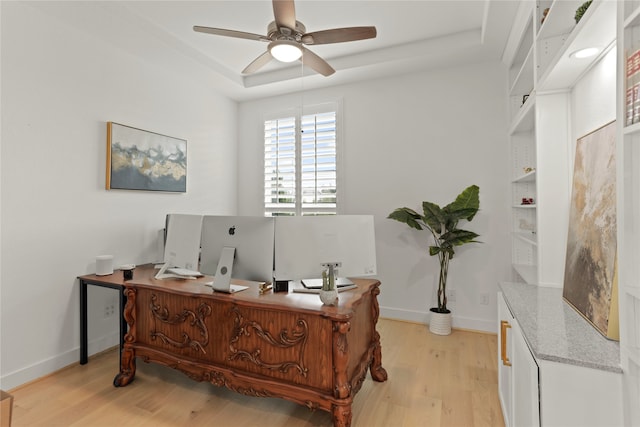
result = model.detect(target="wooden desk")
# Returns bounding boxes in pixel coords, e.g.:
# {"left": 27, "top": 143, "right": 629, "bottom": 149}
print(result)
{"left": 113, "top": 275, "right": 387, "bottom": 427}
{"left": 78, "top": 264, "right": 157, "bottom": 365}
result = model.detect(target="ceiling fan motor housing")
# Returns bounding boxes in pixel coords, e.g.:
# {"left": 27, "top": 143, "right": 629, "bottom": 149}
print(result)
{"left": 267, "top": 20, "right": 308, "bottom": 43}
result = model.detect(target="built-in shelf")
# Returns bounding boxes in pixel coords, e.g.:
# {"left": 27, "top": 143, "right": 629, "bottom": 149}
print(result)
{"left": 510, "top": 45, "right": 535, "bottom": 95}
{"left": 513, "top": 232, "right": 538, "bottom": 246}
{"left": 620, "top": 3, "right": 640, "bottom": 424}
{"left": 513, "top": 264, "right": 537, "bottom": 284}
{"left": 537, "top": 0, "right": 617, "bottom": 91}
{"left": 537, "top": 0, "right": 585, "bottom": 39}
{"left": 513, "top": 204, "right": 537, "bottom": 209}
{"left": 623, "top": 285, "right": 640, "bottom": 301}
{"left": 624, "top": 121, "right": 640, "bottom": 134}
{"left": 513, "top": 170, "right": 536, "bottom": 183}
{"left": 510, "top": 92, "right": 536, "bottom": 133}
{"left": 624, "top": 3, "right": 640, "bottom": 27}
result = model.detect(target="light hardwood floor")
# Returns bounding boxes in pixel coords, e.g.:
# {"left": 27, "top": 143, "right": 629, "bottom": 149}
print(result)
{"left": 9, "top": 319, "right": 504, "bottom": 427}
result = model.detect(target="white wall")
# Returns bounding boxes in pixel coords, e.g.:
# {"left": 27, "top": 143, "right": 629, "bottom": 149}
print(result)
{"left": 0, "top": 2, "right": 238, "bottom": 389}
{"left": 238, "top": 61, "right": 512, "bottom": 332}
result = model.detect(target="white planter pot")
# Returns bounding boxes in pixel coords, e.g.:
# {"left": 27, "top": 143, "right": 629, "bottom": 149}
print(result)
{"left": 429, "top": 309, "right": 452, "bottom": 335}
{"left": 319, "top": 289, "right": 339, "bottom": 306}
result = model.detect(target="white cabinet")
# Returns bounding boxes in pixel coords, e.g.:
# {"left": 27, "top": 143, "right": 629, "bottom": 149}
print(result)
{"left": 506, "top": 0, "right": 616, "bottom": 286}
{"left": 498, "top": 294, "right": 514, "bottom": 427}
{"left": 511, "top": 324, "right": 540, "bottom": 427}
{"left": 498, "top": 292, "right": 540, "bottom": 427}
{"left": 499, "top": 287, "right": 623, "bottom": 427}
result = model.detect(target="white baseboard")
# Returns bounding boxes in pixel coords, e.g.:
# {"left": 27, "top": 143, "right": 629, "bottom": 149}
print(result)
{"left": 380, "top": 306, "right": 496, "bottom": 334}
{"left": 1, "top": 332, "right": 119, "bottom": 391}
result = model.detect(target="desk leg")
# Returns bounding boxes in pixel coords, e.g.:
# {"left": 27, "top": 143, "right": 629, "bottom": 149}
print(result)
{"left": 79, "top": 279, "right": 88, "bottom": 365}
{"left": 113, "top": 346, "right": 136, "bottom": 387}
{"left": 118, "top": 290, "right": 127, "bottom": 369}
{"left": 332, "top": 404, "right": 352, "bottom": 427}
{"left": 369, "top": 285, "right": 388, "bottom": 382}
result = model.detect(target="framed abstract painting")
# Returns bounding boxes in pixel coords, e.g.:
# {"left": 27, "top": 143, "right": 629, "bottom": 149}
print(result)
{"left": 106, "top": 122, "right": 187, "bottom": 192}
{"left": 563, "top": 120, "right": 619, "bottom": 340}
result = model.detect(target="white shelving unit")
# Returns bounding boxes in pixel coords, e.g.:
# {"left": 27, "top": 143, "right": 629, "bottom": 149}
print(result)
{"left": 618, "top": 2, "right": 640, "bottom": 424}
{"left": 507, "top": 4, "right": 537, "bottom": 283}
{"left": 506, "top": 0, "right": 615, "bottom": 286}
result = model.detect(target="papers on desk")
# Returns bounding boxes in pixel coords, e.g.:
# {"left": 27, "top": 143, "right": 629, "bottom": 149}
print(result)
{"left": 167, "top": 267, "right": 203, "bottom": 277}
{"left": 290, "top": 280, "right": 357, "bottom": 294}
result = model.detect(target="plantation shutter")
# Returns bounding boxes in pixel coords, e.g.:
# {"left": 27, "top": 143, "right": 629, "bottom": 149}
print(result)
{"left": 264, "top": 117, "right": 296, "bottom": 215}
{"left": 300, "top": 111, "right": 337, "bottom": 214}
{"left": 264, "top": 107, "right": 338, "bottom": 216}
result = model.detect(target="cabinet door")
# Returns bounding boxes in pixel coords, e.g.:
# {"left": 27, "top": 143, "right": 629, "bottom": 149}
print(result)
{"left": 498, "top": 293, "right": 514, "bottom": 427}
{"left": 511, "top": 323, "right": 540, "bottom": 427}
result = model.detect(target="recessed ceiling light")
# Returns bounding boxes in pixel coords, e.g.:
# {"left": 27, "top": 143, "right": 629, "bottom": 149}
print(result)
{"left": 570, "top": 47, "right": 600, "bottom": 59}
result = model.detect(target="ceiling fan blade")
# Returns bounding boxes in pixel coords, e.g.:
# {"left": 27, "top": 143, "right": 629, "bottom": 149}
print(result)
{"left": 242, "top": 51, "right": 273, "bottom": 74}
{"left": 272, "top": 0, "right": 296, "bottom": 30}
{"left": 302, "top": 26, "right": 377, "bottom": 45}
{"left": 193, "top": 26, "right": 268, "bottom": 42}
{"left": 300, "top": 47, "right": 335, "bottom": 77}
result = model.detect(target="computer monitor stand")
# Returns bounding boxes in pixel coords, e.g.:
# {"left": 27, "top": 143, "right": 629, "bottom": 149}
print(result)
{"left": 211, "top": 246, "right": 247, "bottom": 293}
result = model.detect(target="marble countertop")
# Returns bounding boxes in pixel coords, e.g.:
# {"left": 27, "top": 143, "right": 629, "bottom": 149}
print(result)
{"left": 499, "top": 282, "right": 622, "bottom": 373}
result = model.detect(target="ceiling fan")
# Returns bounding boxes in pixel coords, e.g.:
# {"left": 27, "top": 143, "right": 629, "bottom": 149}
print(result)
{"left": 193, "top": 0, "right": 377, "bottom": 77}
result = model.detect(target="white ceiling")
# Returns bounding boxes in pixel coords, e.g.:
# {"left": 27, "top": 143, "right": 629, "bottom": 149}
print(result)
{"left": 32, "top": 1, "right": 521, "bottom": 101}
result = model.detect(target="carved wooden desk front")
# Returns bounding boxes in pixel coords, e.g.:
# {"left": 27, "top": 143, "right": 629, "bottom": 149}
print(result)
{"left": 113, "top": 275, "right": 387, "bottom": 427}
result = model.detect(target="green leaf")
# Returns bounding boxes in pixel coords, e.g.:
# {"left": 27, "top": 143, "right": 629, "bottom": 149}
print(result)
{"left": 440, "top": 229, "right": 480, "bottom": 247}
{"left": 422, "top": 201, "right": 444, "bottom": 233}
{"left": 429, "top": 246, "right": 441, "bottom": 256}
{"left": 387, "top": 208, "right": 423, "bottom": 230}
{"left": 445, "top": 185, "right": 479, "bottom": 221}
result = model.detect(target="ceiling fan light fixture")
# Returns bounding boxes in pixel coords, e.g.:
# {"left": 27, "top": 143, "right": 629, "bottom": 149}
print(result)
{"left": 269, "top": 40, "right": 302, "bottom": 62}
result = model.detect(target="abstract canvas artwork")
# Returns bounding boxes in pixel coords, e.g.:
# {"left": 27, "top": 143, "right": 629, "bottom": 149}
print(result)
{"left": 563, "top": 120, "right": 619, "bottom": 340}
{"left": 106, "top": 122, "right": 187, "bottom": 192}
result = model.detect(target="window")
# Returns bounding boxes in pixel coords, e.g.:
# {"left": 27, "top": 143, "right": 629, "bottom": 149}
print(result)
{"left": 264, "top": 105, "right": 338, "bottom": 216}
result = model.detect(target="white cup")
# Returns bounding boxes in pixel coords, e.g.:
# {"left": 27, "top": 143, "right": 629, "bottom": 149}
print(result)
{"left": 96, "top": 255, "right": 114, "bottom": 276}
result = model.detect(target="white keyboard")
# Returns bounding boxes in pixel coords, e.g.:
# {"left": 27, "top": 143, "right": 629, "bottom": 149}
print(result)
{"left": 167, "top": 267, "right": 203, "bottom": 277}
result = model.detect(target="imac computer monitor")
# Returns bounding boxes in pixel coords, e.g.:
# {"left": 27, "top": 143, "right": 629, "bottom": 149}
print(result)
{"left": 274, "top": 215, "right": 377, "bottom": 282}
{"left": 200, "top": 216, "right": 275, "bottom": 283}
{"left": 163, "top": 213, "right": 203, "bottom": 271}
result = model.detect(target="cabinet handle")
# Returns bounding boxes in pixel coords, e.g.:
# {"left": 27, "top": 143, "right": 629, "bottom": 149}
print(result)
{"left": 501, "top": 320, "right": 512, "bottom": 367}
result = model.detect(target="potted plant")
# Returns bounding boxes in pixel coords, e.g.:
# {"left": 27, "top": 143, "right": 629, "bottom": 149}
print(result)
{"left": 575, "top": 0, "right": 592, "bottom": 23}
{"left": 387, "top": 185, "right": 480, "bottom": 335}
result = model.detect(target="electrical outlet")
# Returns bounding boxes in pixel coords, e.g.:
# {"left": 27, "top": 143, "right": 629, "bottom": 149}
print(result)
{"left": 480, "top": 293, "right": 490, "bottom": 305}
{"left": 104, "top": 304, "right": 115, "bottom": 318}
{"left": 448, "top": 289, "right": 456, "bottom": 302}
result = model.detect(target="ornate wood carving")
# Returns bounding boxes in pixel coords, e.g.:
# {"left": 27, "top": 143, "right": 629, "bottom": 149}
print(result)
{"left": 114, "top": 288, "right": 139, "bottom": 386}
{"left": 332, "top": 403, "right": 353, "bottom": 427}
{"left": 114, "top": 275, "right": 388, "bottom": 427}
{"left": 149, "top": 293, "right": 212, "bottom": 354}
{"left": 122, "top": 288, "right": 137, "bottom": 344}
{"left": 333, "top": 321, "right": 351, "bottom": 399}
{"left": 192, "top": 364, "right": 278, "bottom": 397}
{"left": 229, "top": 307, "right": 309, "bottom": 377}
{"left": 113, "top": 347, "right": 136, "bottom": 387}
{"left": 369, "top": 285, "right": 388, "bottom": 382}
